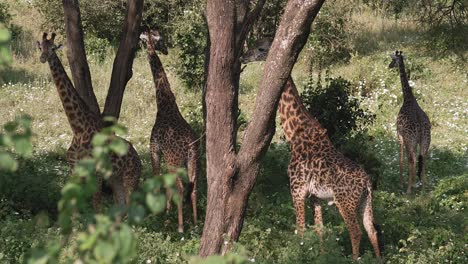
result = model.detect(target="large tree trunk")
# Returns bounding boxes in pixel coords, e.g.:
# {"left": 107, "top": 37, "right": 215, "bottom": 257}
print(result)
{"left": 200, "top": 0, "right": 325, "bottom": 256}
{"left": 102, "top": 0, "right": 144, "bottom": 119}
{"left": 62, "top": 0, "right": 100, "bottom": 114}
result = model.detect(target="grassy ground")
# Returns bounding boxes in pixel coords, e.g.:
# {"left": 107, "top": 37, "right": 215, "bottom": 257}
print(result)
{"left": 0, "top": 1, "right": 467, "bottom": 263}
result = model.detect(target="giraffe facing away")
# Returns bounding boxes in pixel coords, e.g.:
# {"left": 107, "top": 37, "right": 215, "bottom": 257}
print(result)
{"left": 389, "top": 51, "right": 431, "bottom": 194}
{"left": 37, "top": 33, "right": 141, "bottom": 209}
{"left": 140, "top": 29, "right": 199, "bottom": 233}
{"left": 241, "top": 39, "right": 382, "bottom": 260}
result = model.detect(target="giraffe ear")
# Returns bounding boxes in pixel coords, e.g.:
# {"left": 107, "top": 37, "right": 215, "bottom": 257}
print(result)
{"left": 54, "top": 44, "right": 63, "bottom": 51}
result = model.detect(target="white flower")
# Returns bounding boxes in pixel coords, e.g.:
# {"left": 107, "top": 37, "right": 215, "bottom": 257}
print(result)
{"left": 408, "top": 80, "right": 416, "bottom": 87}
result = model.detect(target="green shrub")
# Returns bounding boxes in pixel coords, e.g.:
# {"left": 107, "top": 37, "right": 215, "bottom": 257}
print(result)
{"left": 84, "top": 34, "right": 111, "bottom": 63}
{"left": 0, "top": 2, "right": 12, "bottom": 25}
{"left": 171, "top": 6, "right": 207, "bottom": 91}
{"left": 433, "top": 174, "right": 467, "bottom": 211}
{"left": 305, "top": 1, "right": 354, "bottom": 68}
{"left": 301, "top": 73, "right": 375, "bottom": 143}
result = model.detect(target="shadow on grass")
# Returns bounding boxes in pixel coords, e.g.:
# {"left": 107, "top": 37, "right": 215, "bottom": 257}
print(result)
{"left": 0, "top": 151, "right": 68, "bottom": 218}
{"left": 0, "top": 66, "right": 41, "bottom": 85}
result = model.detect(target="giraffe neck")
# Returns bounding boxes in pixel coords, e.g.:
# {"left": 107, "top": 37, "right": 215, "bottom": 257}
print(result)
{"left": 146, "top": 49, "right": 179, "bottom": 114}
{"left": 278, "top": 76, "right": 327, "bottom": 144}
{"left": 47, "top": 52, "right": 99, "bottom": 135}
{"left": 398, "top": 59, "right": 415, "bottom": 103}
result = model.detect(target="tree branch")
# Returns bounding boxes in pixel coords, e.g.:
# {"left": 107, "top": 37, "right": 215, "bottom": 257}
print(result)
{"left": 235, "top": 0, "right": 266, "bottom": 53}
{"left": 237, "top": 0, "right": 326, "bottom": 183}
{"left": 62, "top": 0, "right": 100, "bottom": 115}
{"left": 102, "top": 0, "right": 144, "bottom": 120}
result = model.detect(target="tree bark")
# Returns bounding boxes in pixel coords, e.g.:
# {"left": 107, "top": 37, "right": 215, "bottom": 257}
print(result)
{"left": 200, "top": 0, "right": 326, "bottom": 256}
{"left": 102, "top": 0, "right": 144, "bottom": 120}
{"left": 62, "top": 0, "right": 100, "bottom": 114}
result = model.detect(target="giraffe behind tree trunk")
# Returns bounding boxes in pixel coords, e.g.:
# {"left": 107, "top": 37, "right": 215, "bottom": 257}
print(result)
{"left": 37, "top": 32, "right": 141, "bottom": 210}
{"left": 141, "top": 29, "right": 199, "bottom": 233}
{"left": 240, "top": 39, "right": 382, "bottom": 261}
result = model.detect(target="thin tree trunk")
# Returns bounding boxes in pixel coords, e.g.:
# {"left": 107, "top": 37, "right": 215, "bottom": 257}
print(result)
{"left": 200, "top": 0, "right": 326, "bottom": 256}
{"left": 62, "top": 0, "right": 100, "bottom": 114}
{"left": 102, "top": 0, "right": 144, "bottom": 120}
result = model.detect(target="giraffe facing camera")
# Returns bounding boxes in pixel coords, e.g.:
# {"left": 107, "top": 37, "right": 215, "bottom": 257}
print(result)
{"left": 36, "top": 32, "right": 63, "bottom": 63}
{"left": 37, "top": 32, "right": 141, "bottom": 210}
{"left": 139, "top": 28, "right": 168, "bottom": 55}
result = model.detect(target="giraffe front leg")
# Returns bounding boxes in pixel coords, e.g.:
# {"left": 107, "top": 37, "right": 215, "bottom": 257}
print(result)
{"left": 92, "top": 176, "right": 103, "bottom": 212}
{"left": 310, "top": 197, "right": 323, "bottom": 240}
{"left": 150, "top": 142, "right": 162, "bottom": 177}
{"left": 291, "top": 186, "right": 307, "bottom": 237}
{"left": 176, "top": 176, "right": 184, "bottom": 233}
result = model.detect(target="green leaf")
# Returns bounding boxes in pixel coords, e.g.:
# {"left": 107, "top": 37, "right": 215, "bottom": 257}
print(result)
{"left": 91, "top": 133, "right": 108, "bottom": 147}
{"left": 111, "top": 124, "right": 127, "bottom": 136}
{"left": 79, "top": 230, "right": 99, "bottom": 251}
{"left": 109, "top": 139, "right": 128, "bottom": 156}
{"left": 0, "top": 152, "right": 17, "bottom": 171}
{"left": 13, "top": 137, "right": 32, "bottom": 156}
{"left": 163, "top": 173, "right": 178, "bottom": 187}
{"left": 146, "top": 193, "right": 166, "bottom": 214}
{"left": 93, "top": 241, "right": 116, "bottom": 263}
{"left": 116, "top": 224, "right": 136, "bottom": 260}
{"left": 128, "top": 205, "right": 145, "bottom": 224}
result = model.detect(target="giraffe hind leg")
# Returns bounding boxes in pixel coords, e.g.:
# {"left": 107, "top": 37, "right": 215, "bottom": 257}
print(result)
{"left": 336, "top": 200, "right": 362, "bottom": 261}
{"left": 405, "top": 142, "right": 417, "bottom": 194}
{"left": 398, "top": 135, "right": 405, "bottom": 191}
{"left": 361, "top": 190, "right": 382, "bottom": 258}
{"left": 187, "top": 149, "right": 198, "bottom": 225}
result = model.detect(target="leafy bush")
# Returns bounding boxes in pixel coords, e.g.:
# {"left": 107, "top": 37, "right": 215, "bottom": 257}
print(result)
{"left": 0, "top": 2, "right": 12, "bottom": 25}
{"left": 0, "top": 115, "right": 32, "bottom": 171}
{"left": 84, "top": 34, "right": 111, "bottom": 63}
{"left": 34, "top": 0, "right": 126, "bottom": 44}
{"left": 305, "top": 1, "right": 354, "bottom": 68}
{"left": 301, "top": 73, "right": 375, "bottom": 143}
{"left": 171, "top": 6, "right": 207, "bottom": 91}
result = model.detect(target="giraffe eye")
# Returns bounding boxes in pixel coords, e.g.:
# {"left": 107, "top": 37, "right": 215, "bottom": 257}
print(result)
{"left": 259, "top": 48, "right": 265, "bottom": 52}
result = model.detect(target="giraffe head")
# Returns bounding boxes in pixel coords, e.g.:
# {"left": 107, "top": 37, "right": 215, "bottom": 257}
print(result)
{"left": 140, "top": 29, "right": 168, "bottom": 55}
{"left": 389, "top": 50, "right": 404, "bottom": 69}
{"left": 36, "top": 32, "right": 63, "bottom": 63}
{"left": 240, "top": 38, "right": 272, "bottom": 64}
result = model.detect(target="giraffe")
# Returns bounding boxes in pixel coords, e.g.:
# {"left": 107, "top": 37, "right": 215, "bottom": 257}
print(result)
{"left": 37, "top": 32, "right": 141, "bottom": 209}
{"left": 240, "top": 39, "right": 382, "bottom": 260}
{"left": 140, "top": 29, "right": 199, "bottom": 233}
{"left": 389, "top": 50, "right": 431, "bottom": 194}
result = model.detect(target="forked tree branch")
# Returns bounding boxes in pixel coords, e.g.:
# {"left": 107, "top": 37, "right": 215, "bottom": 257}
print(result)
{"left": 102, "top": 0, "right": 144, "bottom": 120}
{"left": 62, "top": 0, "right": 100, "bottom": 114}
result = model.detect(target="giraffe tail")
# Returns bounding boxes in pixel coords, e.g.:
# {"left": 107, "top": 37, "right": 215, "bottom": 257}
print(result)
{"left": 374, "top": 222, "right": 385, "bottom": 254}
{"left": 417, "top": 154, "right": 423, "bottom": 181}
{"left": 185, "top": 182, "right": 194, "bottom": 204}
{"left": 365, "top": 183, "right": 384, "bottom": 256}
